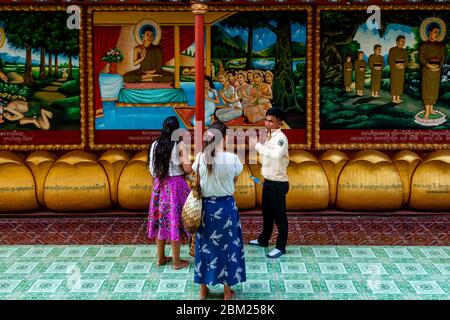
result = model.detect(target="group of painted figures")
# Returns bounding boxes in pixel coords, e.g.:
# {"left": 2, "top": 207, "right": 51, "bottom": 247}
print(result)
{"left": 0, "top": 69, "right": 53, "bottom": 130}
{"left": 192, "top": 69, "right": 274, "bottom": 126}
{"left": 343, "top": 24, "right": 446, "bottom": 121}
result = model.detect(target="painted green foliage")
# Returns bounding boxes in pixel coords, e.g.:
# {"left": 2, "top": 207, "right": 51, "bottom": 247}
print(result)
{"left": 212, "top": 11, "right": 308, "bottom": 128}
{"left": 0, "top": 11, "right": 80, "bottom": 130}
{"left": 320, "top": 11, "right": 450, "bottom": 130}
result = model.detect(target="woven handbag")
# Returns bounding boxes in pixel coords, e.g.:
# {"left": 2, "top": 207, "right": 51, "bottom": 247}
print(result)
{"left": 182, "top": 163, "right": 202, "bottom": 234}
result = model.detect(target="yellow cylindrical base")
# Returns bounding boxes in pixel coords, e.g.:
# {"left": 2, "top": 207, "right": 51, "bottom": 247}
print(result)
{"left": 118, "top": 151, "right": 153, "bottom": 211}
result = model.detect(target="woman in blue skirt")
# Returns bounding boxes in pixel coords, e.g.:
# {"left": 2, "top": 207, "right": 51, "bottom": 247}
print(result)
{"left": 193, "top": 121, "right": 246, "bottom": 300}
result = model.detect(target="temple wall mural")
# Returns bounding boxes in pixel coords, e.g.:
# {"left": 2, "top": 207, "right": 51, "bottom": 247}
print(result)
{"left": 210, "top": 11, "right": 308, "bottom": 130}
{"left": 316, "top": 6, "right": 450, "bottom": 149}
{"left": 88, "top": 6, "right": 311, "bottom": 149}
{"left": 0, "top": 7, "right": 84, "bottom": 150}
{"left": 0, "top": 2, "right": 449, "bottom": 213}
{"left": 0, "top": 1, "right": 450, "bottom": 305}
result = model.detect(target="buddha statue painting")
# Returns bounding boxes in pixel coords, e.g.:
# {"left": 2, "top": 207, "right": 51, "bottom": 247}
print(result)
{"left": 123, "top": 22, "right": 174, "bottom": 85}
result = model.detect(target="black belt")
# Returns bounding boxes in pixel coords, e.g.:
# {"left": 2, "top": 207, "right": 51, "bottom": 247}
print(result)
{"left": 265, "top": 179, "right": 288, "bottom": 184}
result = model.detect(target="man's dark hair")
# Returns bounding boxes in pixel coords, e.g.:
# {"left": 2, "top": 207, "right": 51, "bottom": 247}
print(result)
{"left": 374, "top": 44, "right": 381, "bottom": 50}
{"left": 396, "top": 35, "right": 405, "bottom": 42}
{"left": 266, "top": 107, "right": 284, "bottom": 121}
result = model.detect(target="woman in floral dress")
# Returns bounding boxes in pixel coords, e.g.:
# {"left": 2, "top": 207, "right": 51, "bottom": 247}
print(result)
{"left": 147, "top": 116, "right": 192, "bottom": 270}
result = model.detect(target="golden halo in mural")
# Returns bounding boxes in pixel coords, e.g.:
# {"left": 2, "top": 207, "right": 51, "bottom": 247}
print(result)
{"left": 134, "top": 19, "right": 161, "bottom": 46}
{"left": 0, "top": 28, "right": 5, "bottom": 49}
{"left": 420, "top": 17, "right": 446, "bottom": 42}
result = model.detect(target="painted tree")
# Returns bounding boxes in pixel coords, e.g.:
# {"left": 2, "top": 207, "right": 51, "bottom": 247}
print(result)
{"left": 39, "top": 13, "right": 70, "bottom": 79}
{"left": 320, "top": 11, "right": 367, "bottom": 87}
{"left": 268, "top": 14, "right": 304, "bottom": 113}
{"left": 217, "top": 12, "right": 266, "bottom": 70}
{"left": 0, "top": 12, "right": 39, "bottom": 86}
{"left": 258, "top": 12, "right": 308, "bottom": 113}
{"left": 34, "top": 13, "right": 52, "bottom": 80}
{"left": 63, "top": 27, "right": 79, "bottom": 80}
{"left": 320, "top": 11, "right": 450, "bottom": 86}
{"left": 36, "top": 12, "right": 69, "bottom": 81}
{"left": 218, "top": 12, "right": 308, "bottom": 113}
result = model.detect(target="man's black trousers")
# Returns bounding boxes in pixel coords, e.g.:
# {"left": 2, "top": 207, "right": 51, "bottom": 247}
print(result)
{"left": 258, "top": 179, "right": 289, "bottom": 253}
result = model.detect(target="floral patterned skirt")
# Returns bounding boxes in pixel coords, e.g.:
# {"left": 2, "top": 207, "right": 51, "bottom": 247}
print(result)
{"left": 194, "top": 196, "right": 247, "bottom": 286}
{"left": 147, "top": 175, "right": 190, "bottom": 241}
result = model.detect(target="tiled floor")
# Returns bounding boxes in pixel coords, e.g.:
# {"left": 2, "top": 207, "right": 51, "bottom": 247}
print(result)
{"left": 0, "top": 245, "right": 448, "bottom": 300}
{"left": 0, "top": 216, "right": 448, "bottom": 246}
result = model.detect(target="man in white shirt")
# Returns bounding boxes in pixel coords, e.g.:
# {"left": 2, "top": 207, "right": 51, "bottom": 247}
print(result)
{"left": 249, "top": 108, "right": 289, "bottom": 258}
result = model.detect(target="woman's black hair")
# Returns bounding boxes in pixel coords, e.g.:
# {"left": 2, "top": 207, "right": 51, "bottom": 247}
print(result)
{"left": 203, "top": 121, "right": 228, "bottom": 175}
{"left": 148, "top": 116, "right": 180, "bottom": 179}
{"left": 205, "top": 75, "right": 215, "bottom": 90}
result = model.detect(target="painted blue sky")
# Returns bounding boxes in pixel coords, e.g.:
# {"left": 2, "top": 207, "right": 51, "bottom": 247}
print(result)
{"left": 353, "top": 23, "right": 416, "bottom": 58}
{"left": 218, "top": 22, "right": 307, "bottom": 52}
{"left": 0, "top": 38, "right": 79, "bottom": 66}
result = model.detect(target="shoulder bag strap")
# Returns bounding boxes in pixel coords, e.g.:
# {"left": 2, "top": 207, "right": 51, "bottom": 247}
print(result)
{"left": 196, "top": 153, "right": 202, "bottom": 197}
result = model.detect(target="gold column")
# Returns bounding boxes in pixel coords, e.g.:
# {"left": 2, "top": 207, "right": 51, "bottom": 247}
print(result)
{"left": 206, "top": 24, "right": 211, "bottom": 77}
{"left": 174, "top": 25, "right": 180, "bottom": 88}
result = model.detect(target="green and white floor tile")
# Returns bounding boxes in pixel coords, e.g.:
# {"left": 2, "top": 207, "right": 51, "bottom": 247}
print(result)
{"left": 0, "top": 245, "right": 448, "bottom": 300}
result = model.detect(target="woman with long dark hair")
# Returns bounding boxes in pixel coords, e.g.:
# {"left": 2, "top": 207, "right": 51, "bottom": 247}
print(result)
{"left": 193, "top": 121, "right": 246, "bottom": 300}
{"left": 147, "top": 116, "right": 192, "bottom": 270}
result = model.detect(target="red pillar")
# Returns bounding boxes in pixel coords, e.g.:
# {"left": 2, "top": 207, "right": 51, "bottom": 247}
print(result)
{"left": 192, "top": 3, "right": 207, "bottom": 155}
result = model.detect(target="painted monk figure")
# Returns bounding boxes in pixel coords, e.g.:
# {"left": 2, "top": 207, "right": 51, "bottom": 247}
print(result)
{"left": 418, "top": 24, "right": 446, "bottom": 120}
{"left": 354, "top": 51, "right": 366, "bottom": 96}
{"left": 388, "top": 35, "right": 409, "bottom": 104}
{"left": 368, "top": 44, "right": 384, "bottom": 98}
{"left": 343, "top": 55, "right": 353, "bottom": 92}
{"left": 123, "top": 26, "right": 174, "bottom": 84}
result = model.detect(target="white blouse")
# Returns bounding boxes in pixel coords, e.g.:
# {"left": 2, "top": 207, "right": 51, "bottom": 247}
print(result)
{"left": 192, "top": 151, "right": 243, "bottom": 198}
{"left": 148, "top": 141, "right": 185, "bottom": 177}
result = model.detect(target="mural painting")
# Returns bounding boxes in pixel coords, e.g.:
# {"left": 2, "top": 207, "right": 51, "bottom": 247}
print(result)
{"left": 317, "top": 7, "right": 450, "bottom": 148}
{"left": 0, "top": 8, "right": 83, "bottom": 149}
{"left": 89, "top": 7, "right": 311, "bottom": 149}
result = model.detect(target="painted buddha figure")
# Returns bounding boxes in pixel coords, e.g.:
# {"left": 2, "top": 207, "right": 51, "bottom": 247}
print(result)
{"left": 123, "top": 26, "right": 174, "bottom": 85}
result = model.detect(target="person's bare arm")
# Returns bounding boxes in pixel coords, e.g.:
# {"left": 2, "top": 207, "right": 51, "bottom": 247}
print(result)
{"left": 207, "top": 90, "right": 220, "bottom": 104}
{"left": 133, "top": 46, "right": 146, "bottom": 66}
{"left": 220, "top": 88, "right": 235, "bottom": 104}
{"left": 179, "top": 142, "right": 193, "bottom": 174}
{"left": 3, "top": 111, "right": 23, "bottom": 121}
{"left": 260, "top": 84, "right": 273, "bottom": 100}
